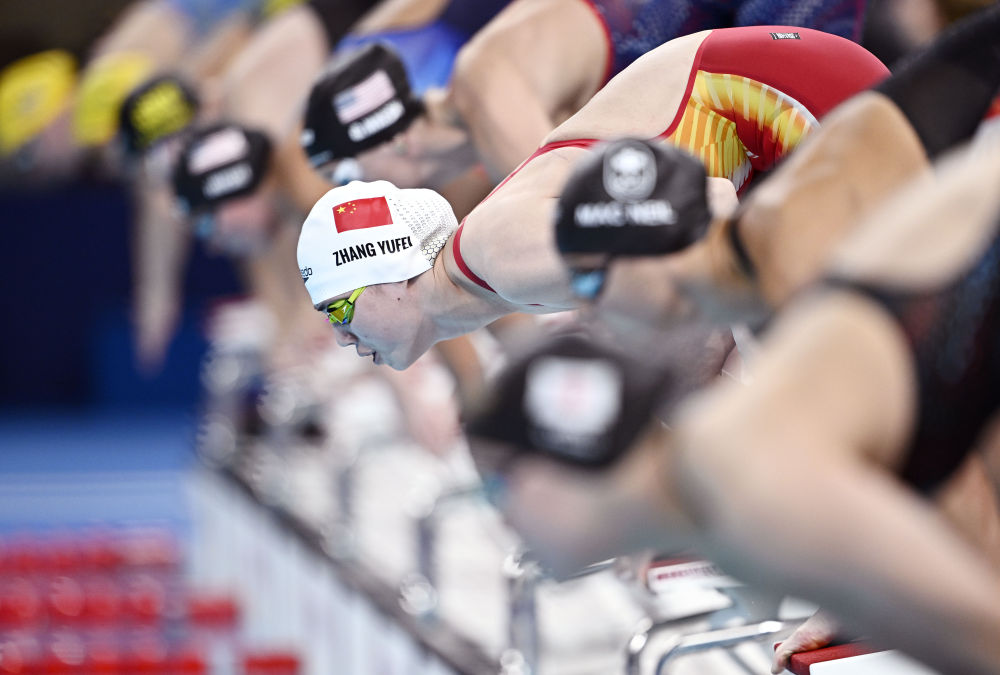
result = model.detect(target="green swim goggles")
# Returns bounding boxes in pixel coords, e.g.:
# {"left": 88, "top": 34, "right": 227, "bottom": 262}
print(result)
{"left": 325, "top": 286, "right": 366, "bottom": 325}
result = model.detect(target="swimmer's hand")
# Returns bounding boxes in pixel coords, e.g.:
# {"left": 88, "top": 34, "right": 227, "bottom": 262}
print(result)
{"left": 706, "top": 176, "right": 738, "bottom": 220}
{"left": 383, "top": 358, "right": 462, "bottom": 458}
{"left": 134, "top": 284, "right": 180, "bottom": 376}
{"left": 771, "top": 609, "right": 840, "bottom": 673}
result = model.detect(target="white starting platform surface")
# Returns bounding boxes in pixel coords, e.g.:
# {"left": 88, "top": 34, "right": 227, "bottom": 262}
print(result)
{"left": 784, "top": 643, "right": 940, "bottom": 675}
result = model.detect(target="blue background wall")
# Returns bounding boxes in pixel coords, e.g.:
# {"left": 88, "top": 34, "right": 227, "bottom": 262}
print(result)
{"left": 0, "top": 179, "right": 241, "bottom": 410}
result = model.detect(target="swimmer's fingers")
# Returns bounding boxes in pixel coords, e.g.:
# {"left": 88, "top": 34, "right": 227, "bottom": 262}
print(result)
{"left": 706, "top": 176, "right": 738, "bottom": 220}
{"left": 134, "top": 290, "right": 180, "bottom": 376}
{"left": 771, "top": 609, "right": 841, "bottom": 673}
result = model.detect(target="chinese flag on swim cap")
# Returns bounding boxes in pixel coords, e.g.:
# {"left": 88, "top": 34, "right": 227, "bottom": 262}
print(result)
{"left": 332, "top": 196, "right": 393, "bottom": 233}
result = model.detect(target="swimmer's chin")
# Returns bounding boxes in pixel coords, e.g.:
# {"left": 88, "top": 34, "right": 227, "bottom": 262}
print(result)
{"left": 355, "top": 349, "right": 405, "bottom": 370}
{"left": 382, "top": 349, "right": 425, "bottom": 371}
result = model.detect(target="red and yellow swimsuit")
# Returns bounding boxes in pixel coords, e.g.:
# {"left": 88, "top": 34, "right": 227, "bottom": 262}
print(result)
{"left": 453, "top": 26, "right": 889, "bottom": 293}
{"left": 662, "top": 25, "right": 888, "bottom": 191}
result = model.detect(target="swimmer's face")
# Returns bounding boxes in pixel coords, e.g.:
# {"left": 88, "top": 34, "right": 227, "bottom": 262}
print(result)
{"left": 354, "top": 130, "right": 426, "bottom": 188}
{"left": 317, "top": 281, "right": 432, "bottom": 370}
{"left": 354, "top": 105, "right": 472, "bottom": 190}
{"left": 202, "top": 173, "right": 282, "bottom": 256}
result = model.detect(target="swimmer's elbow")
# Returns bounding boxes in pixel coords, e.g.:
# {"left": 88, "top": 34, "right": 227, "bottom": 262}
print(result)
{"left": 451, "top": 47, "right": 492, "bottom": 119}
{"left": 451, "top": 39, "right": 519, "bottom": 123}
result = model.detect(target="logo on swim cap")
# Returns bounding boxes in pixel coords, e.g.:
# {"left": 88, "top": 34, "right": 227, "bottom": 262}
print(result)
{"left": 172, "top": 123, "right": 273, "bottom": 214}
{"left": 555, "top": 138, "right": 710, "bottom": 257}
{"left": 603, "top": 143, "right": 656, "bottom": 202}
{"left": 464, "top": 332, "right": 677, "bottom": 469}
{"left": 332, "top": 196, "right": 393, "bottom": 232}
{"left": 203, "top": 163, "right": 252, "bottom": 199}
{"left": 120, "top": 75, "right": 198, "bottom": 155}
{"left": 334, "top": 70, "right": 395, "bottom": 124}
{"left": 296, "top": 181, "right": 457, "bottom": 305}
{"left": 524, "top": 356, "right": 623, "bottom": 461}
{"left": 347, "top": 100, "right": 405, "bottom": 143}
{"left": 300, "top": 266, "right": 313, "bottom": 283}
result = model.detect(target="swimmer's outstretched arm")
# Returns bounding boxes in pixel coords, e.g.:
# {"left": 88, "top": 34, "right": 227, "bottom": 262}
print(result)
{"left": 221, "top": 5, "right": 333, "bottom": 141}
{"left": 729, "top": 92, "right": 931, "bottom": 308}
{"left": 450, "top": 0, "right": 608, "bottom": 181}
{"left": 274, "top": 132, "right": 336, "bottom": 214}
{"left": 687, "top": 430, "right": 1000, "bottom": 675}
{"left": 178, "top": 12, "right": 254, "bottom": 82}
{"left": 771, "top": 451, "right": 1000, "bottom": 673}
{"left": 131, "top": 157, "right": 192, "bottom": 374}
{"left": 873, "top": 1, "right": 1000, "bottom": 161}
{"left": 730, "top": 2, "right": 1000, "bottom": 308}
{"left": 88, "top": 0, "right": 191, "bottom": 67}
{"left": 673, "top": 294, "right": 1000, "bottom": 675}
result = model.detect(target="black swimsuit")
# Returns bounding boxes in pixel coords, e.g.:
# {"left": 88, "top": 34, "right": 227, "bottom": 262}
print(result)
{"left": 827, "top": 227, "right": 1000, "bottom": 493}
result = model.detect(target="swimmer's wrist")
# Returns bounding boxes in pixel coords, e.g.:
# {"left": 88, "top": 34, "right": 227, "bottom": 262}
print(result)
{"left": 718, "top": 216, "right": 756, "bottom": 283}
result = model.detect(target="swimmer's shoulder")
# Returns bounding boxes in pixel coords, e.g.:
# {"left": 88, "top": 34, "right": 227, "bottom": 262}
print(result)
{"left": 448, "top": 153, "right": 581, "bottom": 307}
{"left": 831, "top": 137, "right": 1000, "bottom": 289}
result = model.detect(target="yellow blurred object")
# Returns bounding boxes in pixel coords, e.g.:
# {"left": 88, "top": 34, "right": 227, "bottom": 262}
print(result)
{"left": 126, "top": 78, "right": 198, "bottom": 151}
{"left": 73, "top": 52, "right": 154, "bottom": 147}
{"left": 261, "top": 0, "right": 306, "bottom": 19}
{"left": 0, "top": 50, "right": 77, "bottom": 156}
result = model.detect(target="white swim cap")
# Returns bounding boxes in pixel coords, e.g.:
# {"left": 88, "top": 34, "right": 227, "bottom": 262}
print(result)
{"left": 297, "top": 180, "right": 457, "bottom": 305}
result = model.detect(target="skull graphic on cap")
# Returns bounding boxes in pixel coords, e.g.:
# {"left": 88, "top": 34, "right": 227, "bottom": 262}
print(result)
{"left": 603, "top": 143, "right": 657, "bottom": 203}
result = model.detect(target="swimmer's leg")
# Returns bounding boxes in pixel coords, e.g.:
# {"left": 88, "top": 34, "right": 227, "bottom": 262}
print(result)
{"left": 875, "top": 2, "right": 1000, "bottom": 159}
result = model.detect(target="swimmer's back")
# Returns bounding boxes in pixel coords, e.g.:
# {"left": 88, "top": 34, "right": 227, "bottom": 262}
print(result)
{"left": 826, "top": 132, "right": 1000, "bottom": 492}
{"left": 550, "top": 26, "right": 886, "bottom": 187}
{"left": 548, "top": 30, "right": 708, "bottom": 144}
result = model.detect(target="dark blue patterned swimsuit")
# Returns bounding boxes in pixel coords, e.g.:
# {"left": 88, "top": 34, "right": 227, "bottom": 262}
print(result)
{"left": 827, "top": 222, "right": 1000, "bottom": 493}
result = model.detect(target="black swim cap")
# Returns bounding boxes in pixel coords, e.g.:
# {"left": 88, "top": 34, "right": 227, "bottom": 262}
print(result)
{"left": 119, "top": 74, "right": 199, "bottom": 156}
{"left": 465, "top": 331, "right": 674, "bottom": 469}
{"left": 172, "top": 123, "right": 272, "bottom": 213}
{"left": 301, "top": 43, "right": 425, "bottom": 167}
{"left": 554, "top": 138, "right": 711, "bottom": 256}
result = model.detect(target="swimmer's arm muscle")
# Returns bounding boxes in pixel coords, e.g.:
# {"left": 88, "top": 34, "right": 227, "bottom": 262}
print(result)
{"left": 462, "top": 192, "right": 579, "bottom": 309}
{"left": 450, "top": 0, "right": 606, "bottom": 180}
{"left": 221, "top": 5, "right": 329, "bottom": 140}
{"left": 692, "top": 437, "right": 1000, "bottom": 675}
{"left": 456, "top": 149, "right": 585, "bottom": 308}
{"left": 673, "top": 295, "right": 1000, "bottom": 674}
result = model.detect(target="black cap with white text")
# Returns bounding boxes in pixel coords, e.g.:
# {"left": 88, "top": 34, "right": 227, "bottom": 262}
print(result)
{"left": 172, "top": 123, "right": 272, "bottom": 213}
{"left": 300, "top": 43, "right": 424, "bottom": 167}
{"left": 555, "top": 138, "right": 712, "bottom": 256}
